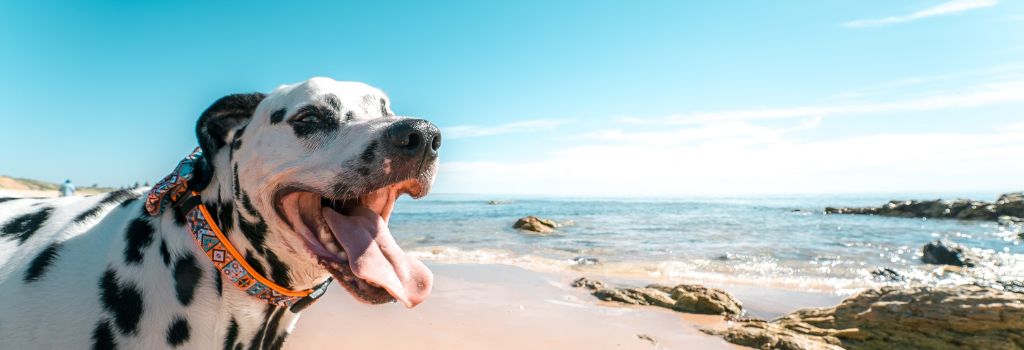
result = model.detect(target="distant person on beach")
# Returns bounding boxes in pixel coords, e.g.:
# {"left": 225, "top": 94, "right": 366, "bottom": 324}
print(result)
{"left": 59, "top": 179, "right": 75, "bottom": 197}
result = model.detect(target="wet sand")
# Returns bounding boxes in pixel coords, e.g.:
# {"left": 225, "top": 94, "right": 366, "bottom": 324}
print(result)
{"left": 288, "top": 264, "right": 844, "bottom": 350}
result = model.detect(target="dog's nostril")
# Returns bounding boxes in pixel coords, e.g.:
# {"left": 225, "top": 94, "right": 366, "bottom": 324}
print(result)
{"left": 386, "top": 122, "right": 421, "bottom": 152}
{"left": 430, "top": 134, "right": 441, "bottom": 152}
{"left": 406, "top": 132, "right": 421, "bottom": 150}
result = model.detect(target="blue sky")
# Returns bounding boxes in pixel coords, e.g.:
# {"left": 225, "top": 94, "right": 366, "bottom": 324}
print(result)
{"left": 1, "top": 0, "right": 1022, "bottom": 195}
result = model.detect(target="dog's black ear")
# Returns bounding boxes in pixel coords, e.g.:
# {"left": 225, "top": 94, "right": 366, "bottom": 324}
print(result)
{"left": 192, "top": 93, "right": 265, "bottom": 191}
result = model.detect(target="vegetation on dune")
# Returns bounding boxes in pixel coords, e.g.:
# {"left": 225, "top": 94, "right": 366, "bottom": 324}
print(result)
{"left": 0, "top": 175, "right": 119, "bottom": 194}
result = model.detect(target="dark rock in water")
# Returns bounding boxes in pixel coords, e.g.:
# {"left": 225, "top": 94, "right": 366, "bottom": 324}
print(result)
{"left": 870, "top": 267, "right": 905, "bottom": 282}
{"left": 572, "top": 256, "right": 599, "bottom": 265}
{"left": 921, "top": 240, "right": 977, "bottom": 267}
{"left": 704, "top": 285, "right": 1024, "bottom": 350}
{"left": 513, "top": 216, "right": 559, "bottom": 233}
{"left": 571, "top": 277, "right": 743, "bottom": 316}
{"left": 713, "top": 253, "right": 735, "bottom": 261}
{"left": 824, "top": 192, "right": 1024, "bottom": 222}
{"left": 571, "top": 277, "right": 607, "bottom": 290}
{"left": 487, "top": 200, "right": 512, "bottom": 205}
{"left": 997, "top": 192, "right": 1024, "bottom": 217}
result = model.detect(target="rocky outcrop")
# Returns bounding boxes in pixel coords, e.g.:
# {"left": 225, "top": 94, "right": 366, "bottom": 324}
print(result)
{"left": 513, "top": 216, "right": 569, "bottom": 233}
{"left": 704, "top": 285, "right": 1024, "bottom": 350}
{"left": 824, "top": 192, "right": 1024, "bottom": 221}
{"left": 487, "top": 200, "right": 512, "bottom": 205}
{"left": 921, "top": 240, "right": 980, "bottom": 267}
{"left": 571, "top": 277, "right": 743, "bottom": 316}
{"left": 513, "top": 216, "right": 558, "bottom": 233}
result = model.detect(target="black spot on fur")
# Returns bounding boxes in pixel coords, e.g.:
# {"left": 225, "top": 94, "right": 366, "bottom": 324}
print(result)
{"left": 1, "top": 207, "right": 53, "bottom": 244}
{"left": 166, "top": 317, "right": 191, "bottom": 347}
{"left": 24, "top": 242, "right": 62, "bottom": 283}
{"left": 172, "top": 209, "right": 186, "bottom": 226}
{"left": 323, "top": 94, "right": 341, "bottom": 111}
{"left": 360, "top": 140, "right": 378, "bottom": 163}
{"left": 214, "top": 266, "right": 223, "bottom": 297}
{"left": 101, "top": 189, "right": 140, "bottom": 205}
{"left": 0, "top": 197, "right": 18, "bottom": 204}
{"left": 264, "top": 250, "right": 292, "bottom": 288}
{"left": 246, "top": 306, "right": 274, "bottom": 350}
{"left": 173, "top": 255, "right": 203, "bottom": 306}
{"left": 218, "top": 201, "right": 235, "bottom": 233}
{"left": 248, "top": 306, "right": 285, "bottom": 350}
{"left": 74, "top": 206, "right": 103, "bottom": 224}
{"left": 74, "top": 190, "right": 140, "bottom": 223}
{"left": 380, "top": 97, "right": 388, "bottom": 116}
{"left": 262, "top": 307, "right": 287, "bottom": 350}
{"left": 99, "top": 269, "right": 144, "bottom": 335}
{"left": 269, "top": 333, "right": 288, "bottom": 350}
{"left": 224, "top": 318, "right": 239, "bottom": 350}
{"left": 119, "top": 197, "right": 138, "bottom": 208}
{"left": 239, "top": 215, "right": 267, "bottom": 253}
{"left": 204, "top": 201, "right": 220, "bottom": 224}
{"left": 123, "top": 218, "right": 154, "bottom": 265}
{"left": 159, "top": 239, "right": 171, "bottom": 266}
{"left": 92, "top": 319, "right": 117, "bottom": 350}
{"left": 357, "top": 167, "right": 370, "bottom": 176}
{"left": 269, "top": 108, "right": 287, "bottom": 124}
{"left": 245, "top": 250, "right": 267, "bottom": 276}
{"left": 233, "top": 164, "right": 241, "bottom": 198}
{"left": 240, "top": 192, "right": 259, "bottom": 216}
{"left": 345, "top": 111, "right": 355, "bottom": 121}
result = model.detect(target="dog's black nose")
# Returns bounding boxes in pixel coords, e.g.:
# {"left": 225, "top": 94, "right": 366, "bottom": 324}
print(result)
{"left": 384, "top": 118, "right": 441, "bottom": 158}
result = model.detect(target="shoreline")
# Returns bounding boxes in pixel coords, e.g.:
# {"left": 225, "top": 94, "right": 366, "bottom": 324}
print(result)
{"left": 287, "top": 263, "right": 845, "bottom": 350}
{"left": 407, "top": 246, "right": 875, "bottom": 296}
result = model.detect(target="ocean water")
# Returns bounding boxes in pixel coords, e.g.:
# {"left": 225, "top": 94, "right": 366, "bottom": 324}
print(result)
{"left": 388, "top": 193, "right": 1024, "bottom": 293}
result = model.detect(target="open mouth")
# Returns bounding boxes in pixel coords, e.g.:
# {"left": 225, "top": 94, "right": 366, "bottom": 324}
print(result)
{"left": 275, "top": 179, "right": 433, "bottom": 308}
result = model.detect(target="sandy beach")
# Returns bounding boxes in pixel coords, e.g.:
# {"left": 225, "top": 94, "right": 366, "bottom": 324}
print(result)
{"left": 287, "top": 263, "right": 844, "bottom": 350}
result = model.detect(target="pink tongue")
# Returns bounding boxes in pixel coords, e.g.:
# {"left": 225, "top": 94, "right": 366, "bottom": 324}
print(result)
{"left": 321, "top": 206, "right": 433, "bottom": 308}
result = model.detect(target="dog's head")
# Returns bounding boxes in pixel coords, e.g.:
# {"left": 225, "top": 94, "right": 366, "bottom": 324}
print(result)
{"left": 194, "top": 77, "right": 437, "bottom": 307}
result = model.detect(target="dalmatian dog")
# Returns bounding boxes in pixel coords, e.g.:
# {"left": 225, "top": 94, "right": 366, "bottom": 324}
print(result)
{"left": 0, "top": 77, "right": 439, "bottom": 349}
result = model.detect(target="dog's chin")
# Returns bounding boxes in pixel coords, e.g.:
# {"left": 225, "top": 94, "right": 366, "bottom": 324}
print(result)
{"left": 274, "top": 178, "right": 433, "bottom": 308}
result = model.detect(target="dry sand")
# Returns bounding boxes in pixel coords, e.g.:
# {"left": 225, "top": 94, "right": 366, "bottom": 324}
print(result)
{"left": 288, "top": 264, "right": 844, "bottom": 350}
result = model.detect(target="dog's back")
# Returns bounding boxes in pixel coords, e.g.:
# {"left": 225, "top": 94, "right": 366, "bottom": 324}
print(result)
{"left": 0, "top": 190, "right": 155, "bottom": 348}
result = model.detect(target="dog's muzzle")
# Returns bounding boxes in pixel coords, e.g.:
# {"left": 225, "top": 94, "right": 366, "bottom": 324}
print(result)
{"left": 384, "top": 118, "right": 441, "bottom": 163}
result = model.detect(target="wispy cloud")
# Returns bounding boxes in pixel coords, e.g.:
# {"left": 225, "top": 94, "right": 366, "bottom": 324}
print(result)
{"left": 843, "top": 0, "right": 999, "bottom": 28}
{"left": 436, "top": 122, "right": 1024, "bottom": 196}
{"left": 442, "top": 119, "right": 567, "bottom": 139}
{"left": 617, "top": 79, "right": 1024, "bottom": 125}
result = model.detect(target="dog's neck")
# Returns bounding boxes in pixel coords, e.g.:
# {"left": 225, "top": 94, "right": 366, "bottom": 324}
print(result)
{"left": 145, "top": 156, "right": 325, "bottom": 348}
{"left": 194, "top": 152, "right": 331, "bottom": 294}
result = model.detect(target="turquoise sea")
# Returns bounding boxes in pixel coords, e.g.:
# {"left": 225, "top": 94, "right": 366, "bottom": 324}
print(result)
{"left": 389, "top": 193, "right": 1024, "bottom": 293}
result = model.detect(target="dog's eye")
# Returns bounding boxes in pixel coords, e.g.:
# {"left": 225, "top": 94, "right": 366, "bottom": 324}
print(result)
{"left": 296, "top": 114, "right": 322, "bottom": 124}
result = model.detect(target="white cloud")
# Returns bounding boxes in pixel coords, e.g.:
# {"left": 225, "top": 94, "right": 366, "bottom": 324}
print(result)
{"left": 843, "top": 0, "right": 999, "bottom": 28}
{"left": 433, "top": 66, "right": 1024, "bottom": 196}
{"left": 434, "top": 122, "right": 1024, "bottom": 196}
{"left": 442, "top": 119, "right": 566, "bottom": 139}
{"left": 619, "top": 79, "right": 1024, "bottom": 125}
